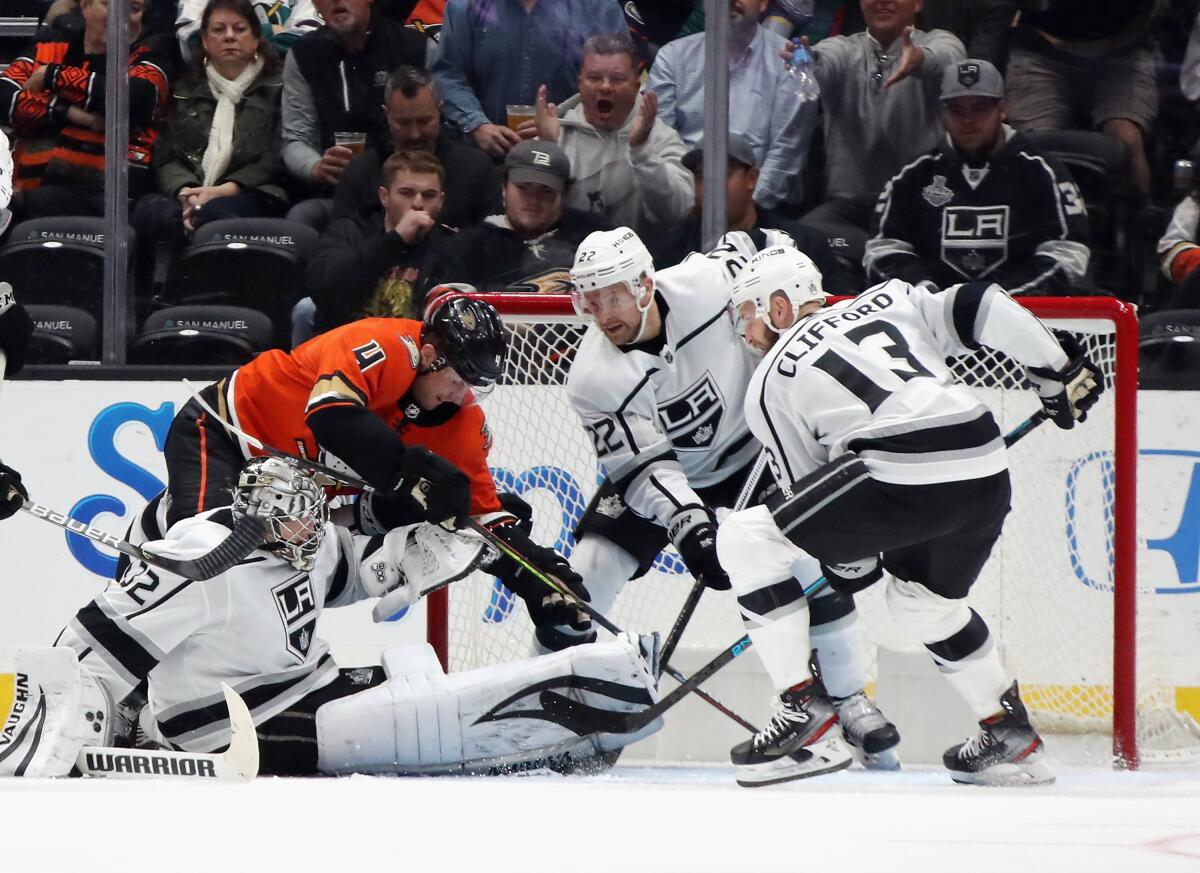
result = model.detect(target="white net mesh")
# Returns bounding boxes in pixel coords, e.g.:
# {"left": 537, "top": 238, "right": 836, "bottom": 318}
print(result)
{"left": 442, "top": 296, "right": 1199, "bottom": 766}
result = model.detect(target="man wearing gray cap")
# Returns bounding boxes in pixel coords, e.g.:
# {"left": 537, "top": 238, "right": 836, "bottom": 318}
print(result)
{"left": 865, "top": 59, "right": 1091, "bottom": 296}
{"left": 418, "top": 140, "right": 612, "bottom": 302}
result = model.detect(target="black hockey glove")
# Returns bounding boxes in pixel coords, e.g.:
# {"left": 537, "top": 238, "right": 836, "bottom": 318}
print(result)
{"left": 668, "top": 505, "right": 730, "bottom": 591}
{"left": 487, "top": 518, "right": 593, "bottom": 635}
{"left": 820, "top": 556, "right": 883, "bottom": 596}
{"left": 387, "top": 446, "right": 472, "bottom": 527}
{"left": 0, "top": 462, "right": 27, "bottom": 521}
{"left": 1026, "top": 330, "right": 1104, "bottom": 430}
{"left": 0, "top": 294, "right": 34, "bottom": 378}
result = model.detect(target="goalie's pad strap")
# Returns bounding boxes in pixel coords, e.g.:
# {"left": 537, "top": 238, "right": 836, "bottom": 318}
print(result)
{"left": 769, "top": 454, "right": 870, "bottom": 543}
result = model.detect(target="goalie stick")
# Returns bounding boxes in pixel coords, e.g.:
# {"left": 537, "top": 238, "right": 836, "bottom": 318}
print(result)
{"left": 15, "top": 498, "right": 268, "bottom": 582}
{"left": 75, "top": 683, "right": 258, "bottom": 781}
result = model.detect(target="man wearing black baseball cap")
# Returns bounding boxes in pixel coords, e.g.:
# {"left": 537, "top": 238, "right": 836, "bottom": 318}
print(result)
{"left": 419, "top": 139, "right": 612, "bottom": 300}
{"left": 652, "top": 134, "right": 850, "bottom": 291}
{"left": 866, "top": 59, "right": 1091, "bottom": 297}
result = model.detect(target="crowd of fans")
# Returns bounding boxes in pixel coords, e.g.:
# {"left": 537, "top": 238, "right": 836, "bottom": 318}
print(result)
{"left": 0, "top": 0, "right": 1198, "bottom": 365}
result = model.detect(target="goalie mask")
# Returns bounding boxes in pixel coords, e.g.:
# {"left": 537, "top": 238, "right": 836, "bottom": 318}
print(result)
{"left": 570, "top": 227, "right": 656, "bottom": 343}
{"left": 422, "top": 287, "right": 507, "bottom": 394}
{"left": 233, "top": 456, "right": 328, "bottom": 571}
{"left": 730, "top": 246, "right": 826, "bottom": 338}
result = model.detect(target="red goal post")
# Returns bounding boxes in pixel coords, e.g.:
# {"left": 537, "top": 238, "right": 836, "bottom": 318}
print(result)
{"left": 426, "top": 293, "right": 1166, "bottom": 767}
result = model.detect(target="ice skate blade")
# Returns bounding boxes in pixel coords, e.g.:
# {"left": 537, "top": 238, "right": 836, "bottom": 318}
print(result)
{"left": 735, "top": 738, "right": 853, "bottom": 788}
{"left": 853, "top": 746, "right": 901, "bottom": 771}
{"left": 948, "top": 752, "right": 1055, "bottom": 787}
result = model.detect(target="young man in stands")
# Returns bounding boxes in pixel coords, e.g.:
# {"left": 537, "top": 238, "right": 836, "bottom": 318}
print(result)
{"left": 865, "top": 59, "right": 1090, "bottom": 295}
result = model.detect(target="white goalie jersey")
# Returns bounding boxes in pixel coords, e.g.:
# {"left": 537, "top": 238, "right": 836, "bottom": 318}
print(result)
{"left": 747, "top": 280, "right": 1072, "bottom": 488}
{"left": 567, "top": 233, "right": 775, "bottom": 525}
{"left": 56, "top": 508, "right": 379, "bottom": 753}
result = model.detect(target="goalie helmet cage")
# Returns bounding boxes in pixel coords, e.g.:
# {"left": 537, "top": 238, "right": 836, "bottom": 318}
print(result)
{"left": 425, "top": 294, "right": 1172, "bottom": 769}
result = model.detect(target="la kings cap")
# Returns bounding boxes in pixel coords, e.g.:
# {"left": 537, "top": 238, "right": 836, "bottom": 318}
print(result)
{"left": 505, "top": 140, "right": 572, "bottom": 191}
{"left": 940, "top": 59, "right": 1005, "bottom": 102}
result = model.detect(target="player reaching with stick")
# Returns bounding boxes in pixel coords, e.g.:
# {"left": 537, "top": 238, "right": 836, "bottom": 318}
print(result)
{"left": 716, "top": 247, "right": 1103, "bottom": 786}
{"left": 560, "top": 227, "right": 901, "bottom": 769}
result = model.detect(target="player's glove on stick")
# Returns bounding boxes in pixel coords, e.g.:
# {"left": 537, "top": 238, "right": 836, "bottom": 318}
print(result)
{"left": 374, "top": 446, "right": 472, "bottom": 528}
{"left": 487, "top": 518, "right": 593, "bottom": 635}
{"left": 0, "top": 462, "right": 27, "bottom": 521}
{"left": 821, "top": 555, "right": 883, "bottom": 596}
{"left": 1026, "top": 330, "right": 1104, "bottom": 430}
{"left": 668, "top": 505, "right": 730, "bottom": 590}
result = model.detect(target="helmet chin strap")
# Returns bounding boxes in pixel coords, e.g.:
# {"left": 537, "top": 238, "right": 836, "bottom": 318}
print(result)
{"left": 622, "top": 275, "right": 656, "bottom": 346}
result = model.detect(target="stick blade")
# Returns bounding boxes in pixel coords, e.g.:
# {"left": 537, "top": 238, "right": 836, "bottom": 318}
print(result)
{"left": 219, "top": 683, "right": 259, "bottom": 782}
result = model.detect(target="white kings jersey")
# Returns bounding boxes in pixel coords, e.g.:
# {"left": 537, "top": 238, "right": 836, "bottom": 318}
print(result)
{"left": 56, "top": 508, "right": 380, "bottom": 753}
{"left": 567, "top": 232, "right": 776, "bottom": 526}
{"left": 745, "top": 280, "right": 1072, "bottom": 489}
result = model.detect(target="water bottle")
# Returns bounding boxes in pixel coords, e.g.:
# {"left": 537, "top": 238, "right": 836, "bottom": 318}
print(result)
{"left": 786, "top": 38, "right": 820, "bottom": 103}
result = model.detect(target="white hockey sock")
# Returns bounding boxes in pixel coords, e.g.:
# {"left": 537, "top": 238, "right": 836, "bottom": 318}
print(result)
{"left": 937, "top": 636, "right": 1011, "bottom": 720}
{"left": 743, "top": 600, "right": 813, "bottom": 694}
{"left": 570, "top": 534, "right": 639, "bottom": 617}
{"left": 808, "top": 591, "right": 870, "bottom": 699}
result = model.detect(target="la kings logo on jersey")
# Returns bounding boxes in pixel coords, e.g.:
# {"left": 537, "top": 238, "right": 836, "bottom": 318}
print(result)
{"left": 941, "top": 205, "right": 1009, "bottom": 279}
{"left": 272, "top": 574, "right": 318, "bottom": 662}
{"left": 657, "top": 373, "right": 725, "bottom": 451}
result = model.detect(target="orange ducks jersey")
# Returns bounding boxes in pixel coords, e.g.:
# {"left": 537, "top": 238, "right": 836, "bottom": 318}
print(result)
{"left": 223, "top": 317, "right": 501, "bottom": 515}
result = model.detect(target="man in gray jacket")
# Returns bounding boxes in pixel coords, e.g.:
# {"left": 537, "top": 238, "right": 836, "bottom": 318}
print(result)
{"left": 533, "top": 33, "right": 693, "bottom": 236}
{"left": 802, "top": 0, "right": 965, "bottom": 265}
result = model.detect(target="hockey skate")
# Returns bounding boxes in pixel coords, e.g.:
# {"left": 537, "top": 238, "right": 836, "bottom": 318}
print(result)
{"left": 730, "top": 679, "right": 852, "bottom": 787}
{"left": 833, "top": 692, "right": 901, "bottom": 771}
{"left": 943, "top": 681, "right": 1055, "bottom": 786}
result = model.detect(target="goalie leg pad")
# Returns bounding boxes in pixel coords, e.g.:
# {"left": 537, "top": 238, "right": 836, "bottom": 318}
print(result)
{"left": 0, "top": 648, "right": 113, "bottom": 777}
{"left": 315, "top": 634, "right": 662, "bottom": 776}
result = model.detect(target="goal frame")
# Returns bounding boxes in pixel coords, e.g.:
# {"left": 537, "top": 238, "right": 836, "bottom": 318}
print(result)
{"left": 426, "top": 294, "right": 1141, "bottom": 767}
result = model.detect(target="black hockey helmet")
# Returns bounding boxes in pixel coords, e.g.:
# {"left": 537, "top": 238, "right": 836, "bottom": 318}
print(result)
{"left": 421, "top": 285, "right": 507, "bottom": 388}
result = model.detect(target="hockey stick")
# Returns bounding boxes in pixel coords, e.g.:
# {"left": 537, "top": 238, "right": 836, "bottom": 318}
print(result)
{"left": 1004, "top": 409, "right": 1049, "bottom": 449}
{"left": 75, "top": 683, "right": 258, "bottom": 781}
{"left": 182, "top": 380, "right": 767, "bottom": 732}
{"left": 658, "top": 450, "right": 768, "bottom": 673}
{"left": 16, "top": 498, "right": 267, "bottom": 582}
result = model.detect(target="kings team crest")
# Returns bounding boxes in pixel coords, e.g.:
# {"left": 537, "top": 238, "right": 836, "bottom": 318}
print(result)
{"left": 272, "top": 574, "right": 318, "bottom": 661}
{"left": 657, "top": 372, "right": 726, "bottom": 451}
{"left": 941, "top": 205, "right": 1010, "bottom": 279}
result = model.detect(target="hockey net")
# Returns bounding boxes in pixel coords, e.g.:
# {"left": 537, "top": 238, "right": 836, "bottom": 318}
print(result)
{"left": 427, "top": 294, "right": 1198, "bottom": 768}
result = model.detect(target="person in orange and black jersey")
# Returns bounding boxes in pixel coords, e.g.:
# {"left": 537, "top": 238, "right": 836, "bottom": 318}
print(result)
{"left": 307, "top": 149, "right": 455, "bottom": 333}
{"left": 0, "top": 0, "right": 172, "bottom": 219}
{"left": 417, "top": 139, "right": 612, "bottom": 307}
{"left": 650, "top": 134, "right": 853, "bottom": 293}
{"left": 330, "top": 65, "right": 501, "bottom": 229}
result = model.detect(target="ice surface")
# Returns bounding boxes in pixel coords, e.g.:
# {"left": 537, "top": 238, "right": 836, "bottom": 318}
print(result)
{"left": 3, "top": 764, "right": 1200, "bottom": 872}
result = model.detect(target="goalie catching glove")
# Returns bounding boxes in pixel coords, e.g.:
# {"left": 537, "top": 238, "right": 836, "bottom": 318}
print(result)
{"left": 668, "top": 505, "right": 730, "bottom": 590}
{"left": 363, "top": 523, "right": 488, "bottom": 622}
{"left": 485, "top": 513, "right": 593, "bottom": 637}
{"left": 1026, "top": 330, "right": 1104, "bottom": 430}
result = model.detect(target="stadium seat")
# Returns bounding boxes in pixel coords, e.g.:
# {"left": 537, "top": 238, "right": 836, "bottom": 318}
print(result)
{"left": 1021, "top": 131, "right": 1136, "bottom": 300}
{"left": 21, "top": 304, "right": 99, "bottom": 364}
{"left": 128, "top": 304, "right": 274, "bottom": 365}
{"left": 1138, "top": 309, "right": 1200, "bottom": 390}
{"left": 166, "top": 219, "right": 318, "bottom": 349}
{"left": 0, "top": 217, "right": 136, "bottom": 329}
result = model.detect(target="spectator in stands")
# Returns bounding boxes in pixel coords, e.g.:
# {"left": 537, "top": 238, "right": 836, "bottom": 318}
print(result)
{"left": 1157, "top": 191, "right": 1200, "bottom": 310}
{"left": 139, "top": 0, "right": 288, "bottom": 235}
{"left": 651, "top": 133, "right": 850, "bottom": 292}
{"left": 799, "top": 0, "right": 964, "bottom": 264}
{"left": 307, "top": 150, "right": 452, "bottom": 332}
{"left": 917, "top": 0, "right": 1015, "bottom": 70}
{"left": 282, "top": 0, "right": 432, "bottom": 229}
{"left": 533, "top": 33, "right": 692, "bottom": 236}
{"left": 647, "top": 0, "right": 815, "bottom": 212}
{"left": 177, "top": 0, "right": 323, "bottom": 64}
{"left": 331, "top": 65, "right": 502, "bottom": 227}
{"left": 431, "top": 0, "right": 629, "bottom": 158}
{"left": 0, "top": 0, "right": 171, "bottom": 218}
{"left": 1005, "top": 1, "right": 1165, "bottom": 200}
{"left": 419, "top": 139, "right": 611, "bottom": 301}
{"left": 865, "top": 59, "right": 1090, "bottom": 296}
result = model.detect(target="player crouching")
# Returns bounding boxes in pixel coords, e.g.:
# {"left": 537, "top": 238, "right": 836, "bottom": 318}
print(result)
{"left": 0, "top": 457, "right": 662, "bottom": 779}
{"left": 717, "top": 247, "right": 1103, "bottom": 787}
